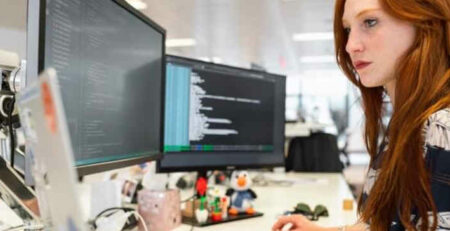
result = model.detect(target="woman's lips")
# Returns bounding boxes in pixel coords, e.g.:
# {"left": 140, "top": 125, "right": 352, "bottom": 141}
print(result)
{"left": 354, "top": 61, "right": 371, "bottom": 70}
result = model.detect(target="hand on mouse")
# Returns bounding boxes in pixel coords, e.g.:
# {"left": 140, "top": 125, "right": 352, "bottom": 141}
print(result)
{"left": 272, "top": 214, "right": 323, "bottom": 231}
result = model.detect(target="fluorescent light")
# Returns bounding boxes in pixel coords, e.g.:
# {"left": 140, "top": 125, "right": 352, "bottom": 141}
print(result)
{"left": 126, "top": 0, "right": 147, "bottom": 10}
{"left": 212, "top": 57, "right": 222, "bottom": 63}
{"left": 197, "top": 56, "right": 222, "bottom": 63}
{"left": 299, "top": 55, "right": 335, "bottom": 63}
{"left": 166, "top": 38, "right": 196, "bottom": 48}
{"left": 292, "top": 32, "right": 333, "bottom": 41}
{"left": 198, "top": 57, "right": 211, "bottom": 62}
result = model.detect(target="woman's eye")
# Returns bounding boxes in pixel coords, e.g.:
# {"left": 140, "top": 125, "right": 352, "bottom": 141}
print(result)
{"left": 364, "top": 19, "right": 378, "bottom": 28}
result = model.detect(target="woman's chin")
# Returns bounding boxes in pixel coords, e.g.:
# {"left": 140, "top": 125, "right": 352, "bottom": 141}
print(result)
{"left": 360, "top": 77, "right": 383, "bottom": 88}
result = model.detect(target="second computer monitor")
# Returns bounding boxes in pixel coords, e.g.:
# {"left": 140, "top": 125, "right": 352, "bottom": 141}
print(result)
{"left": 158, "top": 55, "right": 285, "bottom": 172}
{"left": 27, "top": 0, "right": 166, "bottom": 176}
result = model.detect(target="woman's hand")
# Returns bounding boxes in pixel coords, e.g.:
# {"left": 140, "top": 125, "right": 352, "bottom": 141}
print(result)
{"left": 272, "top": 215, "right": 324, "bottom": 231}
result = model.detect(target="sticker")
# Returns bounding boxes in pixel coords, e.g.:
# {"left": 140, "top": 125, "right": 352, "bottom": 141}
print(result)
{"left": 40, "top": 82, "right": 57, "bottom": 134}
{"left": 19, "top": 108, "right": 38, "bottom": 143}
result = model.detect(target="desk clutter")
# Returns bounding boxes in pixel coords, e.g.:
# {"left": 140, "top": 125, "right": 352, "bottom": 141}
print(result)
{"left": 283, "top": 203, "right": 329, "bottom": 221}
{"left": 181, "top": 171, "right": 263, "bottom": 227}
{"left": 174, "top": 171, "right": 263, "bottom": 226}
{"left": 0, "top": 167, "right": 358, "bottom": 231}
{"left": 137, "top": 189, "right": 181, "bottom": 231}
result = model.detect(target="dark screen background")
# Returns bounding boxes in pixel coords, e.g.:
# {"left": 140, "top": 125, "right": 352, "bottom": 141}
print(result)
{"left": 44, "top": 0, "right": 163, "bottom": 165}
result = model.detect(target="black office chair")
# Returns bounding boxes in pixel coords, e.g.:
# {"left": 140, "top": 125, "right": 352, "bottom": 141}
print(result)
{"left": 285, "top": 132, "right": 344, "bottom": 172}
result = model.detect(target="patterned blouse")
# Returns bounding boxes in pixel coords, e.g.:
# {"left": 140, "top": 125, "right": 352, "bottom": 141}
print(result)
{"left": 361, "top": 108, "right": 450, "bottom": 230}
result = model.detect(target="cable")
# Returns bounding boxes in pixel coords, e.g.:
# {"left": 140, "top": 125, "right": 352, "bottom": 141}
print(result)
{"left": 92, "top": 206, "right": 134, "bottom": 229}
{"left": 8, "top": 96, "right": 15, "bottom": 168}
{"left": 190, "top": 196, "right": 195, "bottom": 231}
{"left": 11, "top": 65, "right": 21, "bottom": 93}
{"left": 133, "top": 211, "right": 148, "bottom": 231}
{"left": 6, "top": 64, "right": 21, "bottom": 168}
{"left": 93, "top": 207, "right": 134, "bottom": 222}
{"left": 3, "top": 223, "right": 45, "bottom": 231}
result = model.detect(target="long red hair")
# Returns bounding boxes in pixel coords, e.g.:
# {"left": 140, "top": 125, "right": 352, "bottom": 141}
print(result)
{"left": 334, "top": 0, "right": 450, "bottom": 230}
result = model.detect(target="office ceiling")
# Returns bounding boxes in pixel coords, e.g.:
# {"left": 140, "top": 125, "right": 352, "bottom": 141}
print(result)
{"left": 0, "top": 0, "right": 338, "bottom": 77}
{"left": 139, "top": 0, "right": 338, "bottom": 76}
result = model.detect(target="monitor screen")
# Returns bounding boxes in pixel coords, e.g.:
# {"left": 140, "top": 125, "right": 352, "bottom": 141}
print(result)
{"left": 158, "top": 55, "right": 285, "bottom": 172}
{"left": 26, "top": 0, "right": 165, "bottom": 175}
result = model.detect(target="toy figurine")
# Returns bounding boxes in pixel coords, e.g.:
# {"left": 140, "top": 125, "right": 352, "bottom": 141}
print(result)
{"left": 195, "top": 196, "right": 208, "bottom": 223}
{"left": 226, "top": 171, "right": 257, "bottom": 215}
{"left": 211, "top": 198, "right": 222, "bottom": 222}
{"left": 207, "top": 188, "right": 224, "bottom": 221}
{"left": 221, "top": 197, "right": 228, "bottom": 219}
{"left": 195, "top": 177, "right": 209, "bottom": 223}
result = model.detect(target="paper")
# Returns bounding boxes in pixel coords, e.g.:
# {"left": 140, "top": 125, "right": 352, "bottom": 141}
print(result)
{"left": 0, "top": 199, "right": 24, "bottom": 228}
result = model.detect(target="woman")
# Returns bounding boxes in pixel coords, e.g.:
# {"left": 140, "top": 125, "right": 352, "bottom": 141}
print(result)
{"left": 273, "top": 0, "right": 450, "bottom": 230}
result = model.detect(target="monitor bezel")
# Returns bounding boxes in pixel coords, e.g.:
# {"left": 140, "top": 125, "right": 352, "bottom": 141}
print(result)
{"left": 157, "top": 55, "right": 286, "bottom": 173}
{"left": 32, "top": 0, "right": 166, "bottom": 176}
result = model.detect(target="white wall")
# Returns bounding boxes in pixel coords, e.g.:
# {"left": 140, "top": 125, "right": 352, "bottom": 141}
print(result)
{"left": 292, "top": 69, "right": 367, "bottom": 153}
{"left": 0, "top": 0, "right": 27, "bottom": 60}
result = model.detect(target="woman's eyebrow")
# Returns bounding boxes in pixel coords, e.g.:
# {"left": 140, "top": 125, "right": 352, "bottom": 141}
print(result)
{"left": 356, "top": 8, "right": 381, "bottom": 18}
{"left": 342, "top": 8, "right": 381, "bottom": 26}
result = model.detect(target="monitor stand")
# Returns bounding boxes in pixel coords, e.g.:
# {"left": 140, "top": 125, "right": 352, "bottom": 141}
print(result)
{"left": 182, "top": 211, "right": 264, "bottom": 227}
{"left": 181, "top": 171, "right": 263, "bottom": 227}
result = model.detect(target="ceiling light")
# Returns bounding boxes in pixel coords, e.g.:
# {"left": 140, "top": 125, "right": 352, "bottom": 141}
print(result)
{"left": 166, "top": 39, "right": 196, "bottom": 48}
{"left": 126, "top": 0, "right": 147, "bottom": 10}
{"left": 299, "top": 55, "right": 335, "bottom": 63}
{"left": 198, "top": 57, "right": 211, "bottom": 62}
{"left": 212, "top": 57, "right": 222, "bottom": 63}
{"left": 292, "top": 32, "right": 333, "bottom": 42}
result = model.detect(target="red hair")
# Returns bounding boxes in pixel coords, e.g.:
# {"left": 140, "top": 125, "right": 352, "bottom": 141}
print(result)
{"left": 334, "top": 0, "right": 450, "bottom": 230}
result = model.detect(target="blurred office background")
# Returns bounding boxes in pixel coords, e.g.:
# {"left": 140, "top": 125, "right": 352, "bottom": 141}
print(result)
{"left": 0, "top": 0, "right": 372, "bottom": 194}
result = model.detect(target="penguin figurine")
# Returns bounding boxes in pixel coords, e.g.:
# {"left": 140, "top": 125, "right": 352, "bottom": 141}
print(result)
{"left": 226, "top": 171, "right": 257, "bottom": 215}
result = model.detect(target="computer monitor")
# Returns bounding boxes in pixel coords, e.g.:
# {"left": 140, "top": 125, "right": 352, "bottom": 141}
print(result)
{"left": 158, "top": 55, "right": 286, "bottom": 173}
{"left": 26, "top": 0, "right": 165, "bottom": 176}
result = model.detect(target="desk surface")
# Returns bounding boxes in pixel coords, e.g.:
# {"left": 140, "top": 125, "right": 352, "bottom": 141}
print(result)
{"left": 174, "top": 173, "right": 358, "bottom": 231}
{"left": 0, "top": 172, "right": 357, "bottom": 231}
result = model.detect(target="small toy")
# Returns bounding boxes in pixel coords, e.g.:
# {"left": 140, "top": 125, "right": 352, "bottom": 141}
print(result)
{"left": 196, "top": 177, "right": 208, "bottom": 197}
{"left": 226, "top": 171, "right": 257, "bottom": 215}
{"left": 211, "top": 201, "right": 222, "bottom": 222}
{"left": 207, "top": 188, "right": 223, "bottom": 222}
{"left": 195, "top": 177, "right": 209, "bottom": 223}
{"left": 221, "top": 197, "right": 228, "bottom": 219}
{"left": 195, "top": 196, "right": 208, "bottom": 223}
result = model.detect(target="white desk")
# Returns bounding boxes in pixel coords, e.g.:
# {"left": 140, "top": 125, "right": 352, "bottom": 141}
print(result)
{"left": 174, "top": 173, "right": 357, "bottom": 231}
{"left": 0, "top": 172, "right": 357, "bottom": 231}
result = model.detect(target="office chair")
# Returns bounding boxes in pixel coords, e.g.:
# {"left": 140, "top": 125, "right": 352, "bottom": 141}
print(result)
{"left": 285, "top": 132, "right": 344, "bottom": 172}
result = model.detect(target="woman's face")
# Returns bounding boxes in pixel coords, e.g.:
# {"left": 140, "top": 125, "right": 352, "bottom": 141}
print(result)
{"left": 342, "top": 0, "right": 416, "bottom": 88}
